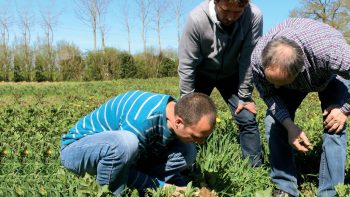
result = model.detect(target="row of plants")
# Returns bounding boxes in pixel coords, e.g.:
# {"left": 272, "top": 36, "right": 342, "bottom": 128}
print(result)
{"left": 0, "top": 45, "right": 178, "bottom": 82}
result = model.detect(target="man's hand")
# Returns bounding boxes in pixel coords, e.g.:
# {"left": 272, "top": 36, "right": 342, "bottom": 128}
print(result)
{"left": 235, "top": 101, "right": 257, "bottom": 115}
{"left": 163, "top": 184, "right": 199, "bottom": 197}
{"left": 288, "top": 129, "right": 310, "bottom": 153}
{"left": 283, "top": 118, "right": 310, "bottom": 153}
{"left": 323, "top": 107, "right": 347, "bottom": 133}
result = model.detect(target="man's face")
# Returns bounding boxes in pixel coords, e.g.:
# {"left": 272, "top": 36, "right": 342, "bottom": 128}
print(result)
{"left": 215, "top": 0, "right": 246, "bottom": 26}
{"left": 174, "top": 116, "right": 214, "bottom": 144}
{"left": 264, "top": 65, "right": 295, "bottom": 89}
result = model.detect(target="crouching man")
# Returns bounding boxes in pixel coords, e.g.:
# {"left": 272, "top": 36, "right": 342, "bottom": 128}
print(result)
{"left": 60, "top": 90, "right": 217, "bottom": 195}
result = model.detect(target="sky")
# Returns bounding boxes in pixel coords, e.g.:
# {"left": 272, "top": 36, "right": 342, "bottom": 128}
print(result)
{"left": 0, "top": 0, "right": 300, "bottom": 54}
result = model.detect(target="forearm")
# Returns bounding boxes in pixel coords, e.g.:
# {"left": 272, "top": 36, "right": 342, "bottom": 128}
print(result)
{"left": 282, "top": 118, "right": 296, "bottom": 131}
{"left": 128, "top": 169, "right": 165, "bottom": 190}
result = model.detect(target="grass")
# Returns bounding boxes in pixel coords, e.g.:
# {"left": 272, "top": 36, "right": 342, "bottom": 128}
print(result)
{"left": 0, "top": 77, "right": 349, "bottom": 196}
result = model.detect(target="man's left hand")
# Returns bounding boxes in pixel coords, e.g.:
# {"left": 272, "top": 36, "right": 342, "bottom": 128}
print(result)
{"left": 235, "top": 102, "right": 257, "bottom": 115}
{"left": 323, "top": 107, "right": 347, "bottom": 133}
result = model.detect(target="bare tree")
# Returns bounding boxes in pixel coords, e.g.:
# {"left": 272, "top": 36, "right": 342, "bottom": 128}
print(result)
{"left": 136, "top": 0, "right": 152, "bottom": 54}
{"left": 39, "top": 0, "right": 62, "bottom": 80}
{"left": 153, "top": 0, "right": 170, "bottom": 54}
{"left": 96, "top": 0, "right": 112, "bottom": 51}
{"left": 17, "top": 4, "right": 35, "bottom": 81}
{"left": 75, "top": 0, "right": 98, "bottom": 51}
{"left": 0, "top": 7, "right": 12, "bottom": 81}
{"left": 290, "top": 0, "right": 350, "bottom": 42}
{"left": 121, "top": 2, "right": 132, "bottom": 54}
{"left": 0, "top": 11, "right": 11, "bottom": 48}
{"left": 172, "top": 0, "right": 185, "bottom": 45}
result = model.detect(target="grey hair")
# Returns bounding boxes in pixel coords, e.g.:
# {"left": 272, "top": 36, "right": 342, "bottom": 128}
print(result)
{"left": 261, "top": 37, "right": 304, "bottom": 78}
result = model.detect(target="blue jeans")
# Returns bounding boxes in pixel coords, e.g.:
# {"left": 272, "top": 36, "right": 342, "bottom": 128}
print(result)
{"left": 265, "top": 78, "right": 347, "bottom": 197}
{"left": 195, "top": 73, "right": 262, "bottom": 166}
{"left": 60, "top": 131, "right": 196, "bottom": 195}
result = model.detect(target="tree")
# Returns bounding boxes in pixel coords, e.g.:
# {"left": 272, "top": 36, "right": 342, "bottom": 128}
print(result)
{"left": 96, "top": 0, "right": 112, "bottom": 51}
{"left": 136, "top": 0, "right": 152, "bottom": 54}
{"left": 153, "top": 0, "right": 170, "bottom": 54}
{"left": 159, "top": 55, "right": 177, "bottom": 77}
{"left": 121, "top": 1, "right": 132, "bottom": 54}
{"left": 34, "top": 51, "right": 46, "bottom": 82}
{"left": 17, "top": 4, "right": 35, "bottom": 81}
{"left": 75, "top": 0, "right": 98, "bottom": 51}
{"left": 56, "top": 41, "right": 84, "bottom": 81}
{"left": 85, "top": 50, "right": 105, "bottom": 80}
{"left": 39, "top": 0, "right": 62, "bottom": 81}
{"left": 172, "top": 0, "right": 185, "bottom": 45}
{"left": 290, "top": 0, "right": 350, "bottom": 42}
{"left": 118, "top": 52, "right": 137, "bottom": 79}
{"left": 0, "top": 6, "right": 12, "bottom": 81}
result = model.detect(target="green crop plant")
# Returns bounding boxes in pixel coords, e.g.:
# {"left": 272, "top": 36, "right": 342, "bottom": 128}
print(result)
{"left": 0, "top": 78, "right": 348, "bottom": 196}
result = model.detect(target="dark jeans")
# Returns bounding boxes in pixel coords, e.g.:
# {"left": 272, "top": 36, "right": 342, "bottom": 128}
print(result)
{"left": 265, "top": 78, "right": 347, "bottom": 197}
{"left": 195, "top": 73, "right": 262, "bottom": 166}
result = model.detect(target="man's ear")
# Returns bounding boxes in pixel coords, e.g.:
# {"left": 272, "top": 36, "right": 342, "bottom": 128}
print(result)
{"left": 174, "top": 116, "right": 185, "bottom": 129}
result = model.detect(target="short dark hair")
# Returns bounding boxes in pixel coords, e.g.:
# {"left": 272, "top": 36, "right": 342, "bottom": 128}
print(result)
{"left": 261, "top": 37, "right": 304, "bottom": 78}
{"left": 175, "top": 93, "right": 217, "bottom": 128}
{"left": 215, "top": 0, "right": 249, "bottom": 7}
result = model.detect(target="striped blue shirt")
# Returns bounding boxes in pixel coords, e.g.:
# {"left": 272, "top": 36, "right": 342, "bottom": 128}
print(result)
{"left": 252, "top": 18, "right": 350, "bottom": 123}
{"left": 61, "top": 90, "right": 176, "bottom": 155}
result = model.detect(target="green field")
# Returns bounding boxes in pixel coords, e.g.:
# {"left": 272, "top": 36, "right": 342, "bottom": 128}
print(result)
{"left": 0, "top": 77, "right": 349, "bottom": 196}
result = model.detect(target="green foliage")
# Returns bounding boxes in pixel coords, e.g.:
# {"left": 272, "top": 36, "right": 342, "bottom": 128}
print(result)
{"left": 118, "top": 51, "right": 137, "bottom": 79}
{"left": 0, "top": 44, "right": 11, "bottom": 81}
{"left": 0, "top": 78, "right": 349, "bottom": 196}
{"left": 34, "top": 53, "right": 48, "bottom": 82}
{"left": 290, "top": 0, "right": 350, "bottom": 42}
{"left": 197, "top": 123, "right": 273, "bottom": 196}
{"left": 335, "top": 183, "right": 350, "bottom": 197}
{"left": 158, "top": 55, "right": 177, "bottom": 77}
{"left": 104, "top": 48, "right": 122, "bottom": 80}
{"left": 57, "top": 42, "right": 84, "bottom": 81}
{"left": 13, "top": 54, "right": 26, "bottom": 82}
{"left": 85, "top": 50, "right": 106, "bottom": 81}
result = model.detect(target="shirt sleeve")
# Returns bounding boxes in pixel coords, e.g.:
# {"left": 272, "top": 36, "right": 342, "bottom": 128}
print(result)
{"left": 238, "top": 5, "right": 263, "bottom": 102}
{"left": 178, "top": 14, "right": 202, "bottom": 97}
{"left": 328, "top": 40, "right": 350, "bottom": 115}
{"left": 128, "top": 170, "right": 165, "bottom": 190}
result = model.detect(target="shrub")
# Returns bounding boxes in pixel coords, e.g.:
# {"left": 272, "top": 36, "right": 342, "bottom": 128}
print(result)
{"left": 117, "top": 52, "right": 136, "bottom": 79}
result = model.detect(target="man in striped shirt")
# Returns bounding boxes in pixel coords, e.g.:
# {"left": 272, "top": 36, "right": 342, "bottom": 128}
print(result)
{"left": 60, "top": 90, "right": 217, "bottom": 195}
{"left": 251, "top": 18, "right": 350, "bottom": 197}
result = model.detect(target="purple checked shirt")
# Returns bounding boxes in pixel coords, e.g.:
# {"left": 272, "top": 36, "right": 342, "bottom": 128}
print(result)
{"left": 251, "top": 18, "right": 350, "bottom": 123}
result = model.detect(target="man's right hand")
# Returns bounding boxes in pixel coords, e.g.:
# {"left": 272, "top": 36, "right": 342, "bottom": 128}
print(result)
{"left": 283, "top": 118, "right": 310, "bottom": 153}
{"left": 163, "top": 183, "right": 199, "bottom": 197}
{"left": 288, "top": 129, "right": 310, "bottom": 153}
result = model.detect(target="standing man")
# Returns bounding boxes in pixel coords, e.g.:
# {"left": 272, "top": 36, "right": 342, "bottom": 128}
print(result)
{"left": 178, "top": 0, "right": 263, "bottom": 166}
{"left": 60, "top": 90, "right": 217, "bottom": 195}
{"left": 252, "top": 18, "right": 350, "bottom": 197}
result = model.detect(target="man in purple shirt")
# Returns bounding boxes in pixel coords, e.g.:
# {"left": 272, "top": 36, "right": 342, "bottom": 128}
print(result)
{"left": 251, "top": 18, "right": 350, "bottom": 197}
